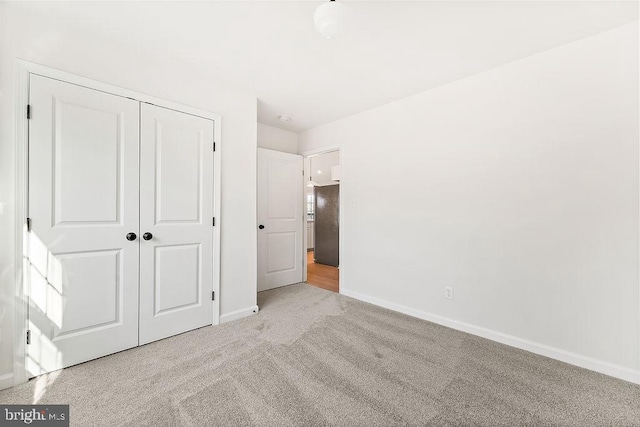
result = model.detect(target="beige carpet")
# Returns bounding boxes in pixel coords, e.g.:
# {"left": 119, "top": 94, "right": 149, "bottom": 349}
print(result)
{"left": 1, "top": 283, "right": 639, "bottom": 426}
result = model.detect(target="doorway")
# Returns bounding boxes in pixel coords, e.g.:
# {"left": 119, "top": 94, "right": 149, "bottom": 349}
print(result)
{"left": 304, "top": 150, "right": 340, "bottom": 293}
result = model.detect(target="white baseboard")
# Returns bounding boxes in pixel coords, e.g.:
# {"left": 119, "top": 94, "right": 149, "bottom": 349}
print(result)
{"left": 340, "top": 288, "right": 640, "bottom": 385}
{"left": 220, "top": 305, "right": 259, "bottom": 324}
{"left": 0, "top": 373, "right": 14, "bottom": 391}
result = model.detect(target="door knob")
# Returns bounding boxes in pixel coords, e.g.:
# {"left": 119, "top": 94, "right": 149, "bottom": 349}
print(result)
{"left": 258, "top": 225, "right": 265, "bottom": 229}
{"left": 143, "top": 232, "right": 153, "bottom": 240}
{"left": 126, "top": 232, "right": 137, "bottom": 241}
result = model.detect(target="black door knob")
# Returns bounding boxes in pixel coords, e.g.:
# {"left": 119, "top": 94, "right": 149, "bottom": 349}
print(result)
{"left": 258, "top": 225, "right": 265, "bottom": 229}
{"left": 126, "top": 232, "right": 137, "bottom": 241}
{"left": 143, "top": 232, "right": 153, "bottom": 240}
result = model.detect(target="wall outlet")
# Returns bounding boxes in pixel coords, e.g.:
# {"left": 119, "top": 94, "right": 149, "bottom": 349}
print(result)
{"left": 445, "top": 287, "right": 454, "bottom": 300}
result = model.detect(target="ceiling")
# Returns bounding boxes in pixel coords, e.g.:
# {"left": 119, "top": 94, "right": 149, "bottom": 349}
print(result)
{"left": 310, "top": 151, "right": 341, "bottom": 187}
{"left": 10, "top": 1, "right": 638, "bottom": 133}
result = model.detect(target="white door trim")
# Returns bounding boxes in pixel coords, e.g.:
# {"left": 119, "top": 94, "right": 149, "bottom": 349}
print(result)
{"left": 13, "top": 59, "right": 222, "bottom": 387}
{"left": 300, "top": 145, "right": 341, "bottom": 158}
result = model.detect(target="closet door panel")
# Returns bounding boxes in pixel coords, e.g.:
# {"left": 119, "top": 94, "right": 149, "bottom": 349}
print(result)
{"left": 139, "top": 103, "right": 214, "bottom": 345}
{"left": 27, "top": 74, "right": 140, "bottom": 377}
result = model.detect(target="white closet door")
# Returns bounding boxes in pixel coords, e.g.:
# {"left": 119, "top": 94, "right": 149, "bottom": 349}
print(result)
{"left": 27, "top": 74, "right": 140, "bottom": 376}
{"left": 257, "top": 148, "right": 304, "bottom": 291}
{"left": 139, "top": 103, "right": 214, "bottom": 345}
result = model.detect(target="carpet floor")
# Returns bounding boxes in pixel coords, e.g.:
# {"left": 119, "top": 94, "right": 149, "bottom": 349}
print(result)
{"left": 1, "top": 283, "right": 639, "bottom": 426}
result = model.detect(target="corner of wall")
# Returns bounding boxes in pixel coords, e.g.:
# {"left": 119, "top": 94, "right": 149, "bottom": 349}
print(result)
{"left": 220, "top": 305, "right": 259, "bottom": 324}
{"left": 0, "top": 373, "right": 14, "bottom": 391}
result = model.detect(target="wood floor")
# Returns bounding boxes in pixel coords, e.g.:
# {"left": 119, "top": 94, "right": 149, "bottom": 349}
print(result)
{"left": 306, "top": 250, "right": 339, "bottom": 293}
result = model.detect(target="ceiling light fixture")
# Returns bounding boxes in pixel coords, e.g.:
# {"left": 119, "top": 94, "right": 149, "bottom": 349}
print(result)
{"left": 314, "top": 0, "right": 348, "bottom": 39}
{"left": 279, "top": 115, "right": 291, "bottom": 122}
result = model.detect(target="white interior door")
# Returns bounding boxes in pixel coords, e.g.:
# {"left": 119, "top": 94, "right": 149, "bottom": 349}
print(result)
{"left": 27, "top": 74, "right": 140, "bottom": 376}
{"left": 257, "top": 148, "right": 304, "bottom": 291}
{"left": 138, "top": 103, "right": 215, "bottom": 345}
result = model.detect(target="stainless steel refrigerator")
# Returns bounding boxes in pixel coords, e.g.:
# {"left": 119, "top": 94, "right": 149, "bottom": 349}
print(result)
{"left": 314, "top": 184, "right": 339, "bottom": 267}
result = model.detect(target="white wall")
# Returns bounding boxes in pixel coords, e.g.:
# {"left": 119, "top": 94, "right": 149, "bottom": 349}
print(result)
{"left": 257, "top": 123, "right": 298, "bottom": 154}
{"left": 0, "top": 5, "right": 258, "bottom": 386}
{"left": 300, "top": 23, "right": 640, "bottom": 382}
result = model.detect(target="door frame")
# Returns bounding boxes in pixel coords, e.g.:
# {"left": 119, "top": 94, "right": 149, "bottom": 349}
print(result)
{"left": 13, "top": 60, "right": 222, "bottom": 386}
{"left": 301, "top": 147, "right": 342, "bottom": 291}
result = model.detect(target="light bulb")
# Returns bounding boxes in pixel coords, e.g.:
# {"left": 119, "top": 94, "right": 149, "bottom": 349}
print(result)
{"left": 314, "top": 1, "right": 348, "bottom": 39}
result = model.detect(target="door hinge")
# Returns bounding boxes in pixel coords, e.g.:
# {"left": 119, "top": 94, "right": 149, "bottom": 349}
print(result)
{"left": 212, "top": 217, "right": 215, "bottom": 226}
{"left": 212, "top": 291, "right": 215, "bottom": 301}
{"left": 26, "top": 330, "right": 31, "bottom": 345}
{"left": 213, "top": 142, "right": 216, "bottom": 152}
{"left": 27, "top": 105, "right": 31, "bottom": 119}
{"left": 26, "top": 217, "right": 31, "bottom": 232}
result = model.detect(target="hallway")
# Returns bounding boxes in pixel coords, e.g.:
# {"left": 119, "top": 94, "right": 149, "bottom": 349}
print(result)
{"left": 306, "top": 251, "right": 339, "bottom": 293}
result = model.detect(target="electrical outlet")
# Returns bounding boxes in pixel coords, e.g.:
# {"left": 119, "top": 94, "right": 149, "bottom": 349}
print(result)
{"left": 445, "top": 287, "right": 454, "bottom": 300}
